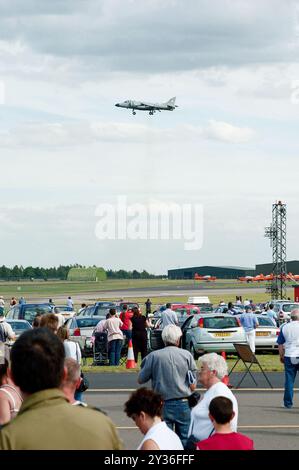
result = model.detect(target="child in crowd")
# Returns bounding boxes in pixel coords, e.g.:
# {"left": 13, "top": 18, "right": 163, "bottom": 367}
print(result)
{"left": 196, "top": 396, "right": 254, "bottom": 450}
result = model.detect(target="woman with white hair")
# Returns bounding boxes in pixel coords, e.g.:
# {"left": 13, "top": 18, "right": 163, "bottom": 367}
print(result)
{"left": 187, "top": 353, "right": 238, "bottom": 449}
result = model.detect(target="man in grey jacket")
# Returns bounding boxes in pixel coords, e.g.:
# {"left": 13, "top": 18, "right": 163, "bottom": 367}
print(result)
{"left": 138, "top": 324, "right": 197, "bottom": 448}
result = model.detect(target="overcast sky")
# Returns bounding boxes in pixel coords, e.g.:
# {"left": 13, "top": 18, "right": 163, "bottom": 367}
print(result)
{"left": 1, "top": 0, "right": 299, "bottom": 274}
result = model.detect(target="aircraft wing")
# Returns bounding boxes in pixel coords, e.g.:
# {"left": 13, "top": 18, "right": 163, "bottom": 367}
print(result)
{"left": 139, "top": 101, "right": 153, "bottom": 107}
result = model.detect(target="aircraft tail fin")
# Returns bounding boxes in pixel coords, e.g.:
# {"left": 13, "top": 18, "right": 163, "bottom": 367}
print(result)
{"left": 165, "top": 97, "right": 177, "bottom": 107}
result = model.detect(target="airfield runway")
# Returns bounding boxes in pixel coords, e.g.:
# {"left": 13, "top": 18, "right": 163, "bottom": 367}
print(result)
{"left": 84, "top": 372, "right": 299, "bottom": 450}
{"left": 31, "top": 284, "right": 267, "bottom": 304}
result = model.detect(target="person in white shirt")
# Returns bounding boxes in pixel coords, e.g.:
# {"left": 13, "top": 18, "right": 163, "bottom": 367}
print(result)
{"left": 188, "top": 353, "right": 238, "bottom": 449}
{"left": 160, "top": 303, "right": 179, "bottom": 329}
{"left": 57, "top": 326, "right": 81, "bottom": 364}
{"left": 277, "top": 309, "right": 299, "bottom": 408}
{"left": 0, "top": 314, "right": 16, "bottom": 342}
{"left": 67, "top": 297, "right": 74, "bottom": 311}
{"left": 125, "top": 387, "right": 183, "bottom": 450}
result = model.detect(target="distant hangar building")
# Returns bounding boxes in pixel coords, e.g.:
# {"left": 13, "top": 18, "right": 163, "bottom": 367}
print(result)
{"left": 255, "top": 260, "right": 299, "bottom": 275}
{"left": 168, "top": 266, "right": 255, "bottom": 280}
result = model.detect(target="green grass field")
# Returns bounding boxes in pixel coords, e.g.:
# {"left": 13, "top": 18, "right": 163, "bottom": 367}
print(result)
{"left": 0, "top": 278, "right": 294, "bottom": 299}
{"left": 0, "top": 278, "right": 294, "bottom": 315}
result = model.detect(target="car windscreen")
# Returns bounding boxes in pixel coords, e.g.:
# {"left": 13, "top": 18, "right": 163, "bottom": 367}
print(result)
{"left": 7, "top": 321, "right": 30, "bottom": 330}
{"left": 24, "top": 306, "right": 52, "bottom": 323}
{"left": 282, "top": 304, "right": 298, "bottom": 312}
{"left": 97, "top": 307, "right": 112, "bottom": 316}
{"left": 76, "top": 318, "right": 104, "bottom": 328}
{"left": 55, "top": 306, "right": 72, "bottom": 312}
{"left": 203, "top": 317, "right": 239, "bottom": 329}
{"left": 257, "top": 317, "right": 275, "bottom": 326}
{"left": 80, "top": 306, "right": 96, "bottom": 316}
{"left": 199, "top": 307, "right": 214, "bottom": 313}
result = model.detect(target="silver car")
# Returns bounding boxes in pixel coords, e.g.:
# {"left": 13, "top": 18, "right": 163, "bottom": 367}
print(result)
{"left": 255, "top": 315, "right": 279, "bottom": 351}
{"left": 64, "top": 316, "right": 105, "bottom": 353}
{"left": 181, "top": 313, "right": 246, "bottom": 358}
{"left": 4, "top": 319, "right": 32, "bottom": 341}
{"left": 270, "top": 301, "right": 299, "bottom": 323}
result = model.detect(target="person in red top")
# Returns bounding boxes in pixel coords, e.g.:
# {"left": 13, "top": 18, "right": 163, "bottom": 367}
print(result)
{"left": 119, "top": 305, "right": 133, "bottom": 342}
{"left": 196, "top": 396, "right": 254, "bottom": 451}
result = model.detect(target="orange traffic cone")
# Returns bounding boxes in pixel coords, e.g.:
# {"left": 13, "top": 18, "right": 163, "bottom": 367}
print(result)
{"left": 126, "top": 339, "right": 136, "bottom": 369}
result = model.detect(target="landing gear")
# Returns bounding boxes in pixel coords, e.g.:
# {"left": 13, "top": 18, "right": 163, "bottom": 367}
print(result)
{"left": 132, "top": 110, "right": 136, "bottom": 115}
{"left": 149, "top": 110, "right": 155, "bottom": 115}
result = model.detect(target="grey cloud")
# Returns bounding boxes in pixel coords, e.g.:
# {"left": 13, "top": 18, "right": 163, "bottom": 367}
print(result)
{"left": 0, "top": 0, "right": 90, "bottom": 17}
{"left": 0, "top": 1, "right": 297, "bottom": 73}
{"left": 0, "top": 119, "right": 255, "bottom": 147}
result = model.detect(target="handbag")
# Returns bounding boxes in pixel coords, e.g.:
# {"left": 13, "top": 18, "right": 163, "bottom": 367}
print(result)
{"left": 76, "top": 371, "right": 89, "bottom": 393}
{"left": 187, "top": 391, "right": 201, "bottom": 408}
{"left": 185, "top": 434, "right": 199, "bottom": 450}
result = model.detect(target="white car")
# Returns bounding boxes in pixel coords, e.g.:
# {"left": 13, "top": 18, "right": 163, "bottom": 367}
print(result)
{"left": 270, "top": 301, "right": 299, "bottom": 323}
{"left": 255, "top": 315, "right": 279, "bottom": 351}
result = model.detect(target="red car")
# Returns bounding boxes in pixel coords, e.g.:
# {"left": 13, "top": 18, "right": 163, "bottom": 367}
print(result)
{"left": 171, "top": 304, "right": 200, "bottom": 315}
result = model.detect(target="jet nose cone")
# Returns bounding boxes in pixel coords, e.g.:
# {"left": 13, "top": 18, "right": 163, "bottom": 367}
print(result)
{"left": 115, "top": 103, "right": 120, "bottom": 107}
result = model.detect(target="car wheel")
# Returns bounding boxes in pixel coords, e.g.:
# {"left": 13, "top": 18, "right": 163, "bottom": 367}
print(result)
{"left": 190, "top": 343, "right": 199, "bottom": 360}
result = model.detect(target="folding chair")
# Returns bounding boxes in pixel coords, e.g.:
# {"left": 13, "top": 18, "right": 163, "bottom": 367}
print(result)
{"left": 119, "top": 338, "right": 128, "bottom": 366}
{"left": 229, "top": 343, "right": 273, "bottom": 389}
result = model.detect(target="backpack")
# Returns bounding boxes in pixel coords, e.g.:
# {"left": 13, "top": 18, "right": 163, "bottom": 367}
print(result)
{"left": 0, "top": 323, "right": 6, "bottom": 342}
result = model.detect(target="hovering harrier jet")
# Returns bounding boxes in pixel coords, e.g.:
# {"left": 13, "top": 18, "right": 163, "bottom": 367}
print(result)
{"left": 115, "top": 97, "right": 178, "bottom": 115}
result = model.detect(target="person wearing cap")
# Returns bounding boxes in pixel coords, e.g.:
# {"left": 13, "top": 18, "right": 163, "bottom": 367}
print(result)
{"left": 0, "top": 313, "right": 16, "bottom": 343}
{"left": 239, "top": 306, "right": 259, "bottom": 353}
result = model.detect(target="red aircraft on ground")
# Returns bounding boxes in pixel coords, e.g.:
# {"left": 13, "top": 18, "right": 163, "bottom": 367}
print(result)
{"left": 194, "top": 273, "right": 217, "bottom": 282}
{"left": 237, "top": 276, "right": 254, "bottom": 282}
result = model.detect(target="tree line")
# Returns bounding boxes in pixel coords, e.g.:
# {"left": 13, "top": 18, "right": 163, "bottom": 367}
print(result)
{"left": 0, "top": 265, "right": 162, "bottom": 280}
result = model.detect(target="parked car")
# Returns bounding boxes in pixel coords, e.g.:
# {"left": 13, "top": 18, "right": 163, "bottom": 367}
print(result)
{"left": 77, "top": 302, "right": 116, "bottom": 318}
{"left": 180, "top": 313, "right": 246, "bottom": 358}
{"left": 270, "top": 301, "right": 299, "bottom": 323}
{"left": 53, "top": 305, "right": 76, "bottom": 320}
{"left": 153, "top": 304, "right": 200, "bottom": 321}
{"left": 187, "top": 296, "right": 213, "bottom": 311}
{"left": 115, "top": 302, "right": 141, "bottom": 315}
{"left": 254, "top": 315, "right": 279, "bottom": 351}
{"left": 172, "top": 304, "right": 200, "bottom": 315}
{"left": 5, "top": 303, "right": 53, "bottom": 324}
{"left": 4, "top": 319, "right": 32, "bottom": 340}
{"left": 173, "top": 307, "right": 200, "bottom": 326}
{"left": 214, "top": 305, "right": 244, "bottom": 315}
{"left": 64, "top": 316, "right": 105, "bottom": 353}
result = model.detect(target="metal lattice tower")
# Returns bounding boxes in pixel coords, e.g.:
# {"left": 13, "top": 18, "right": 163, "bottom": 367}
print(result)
{"left": 264, "top": 201, "right": 287, "bottom": 299}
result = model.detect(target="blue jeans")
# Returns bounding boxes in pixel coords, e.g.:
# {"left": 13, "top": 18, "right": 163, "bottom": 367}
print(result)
{"left": 122, "top": 330, "right": 132, "bottom": 341}
{"left": 74, "top": 390, "right": 83, "bottom": 402}
{"left": 163, "top": 399, "right": 191, "bottom": 448}
{"left": 284, "top": 356, "right": 299, "bottom": 407}
{"left": 108, "top": 339, "right": 123, "bottom": 366}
